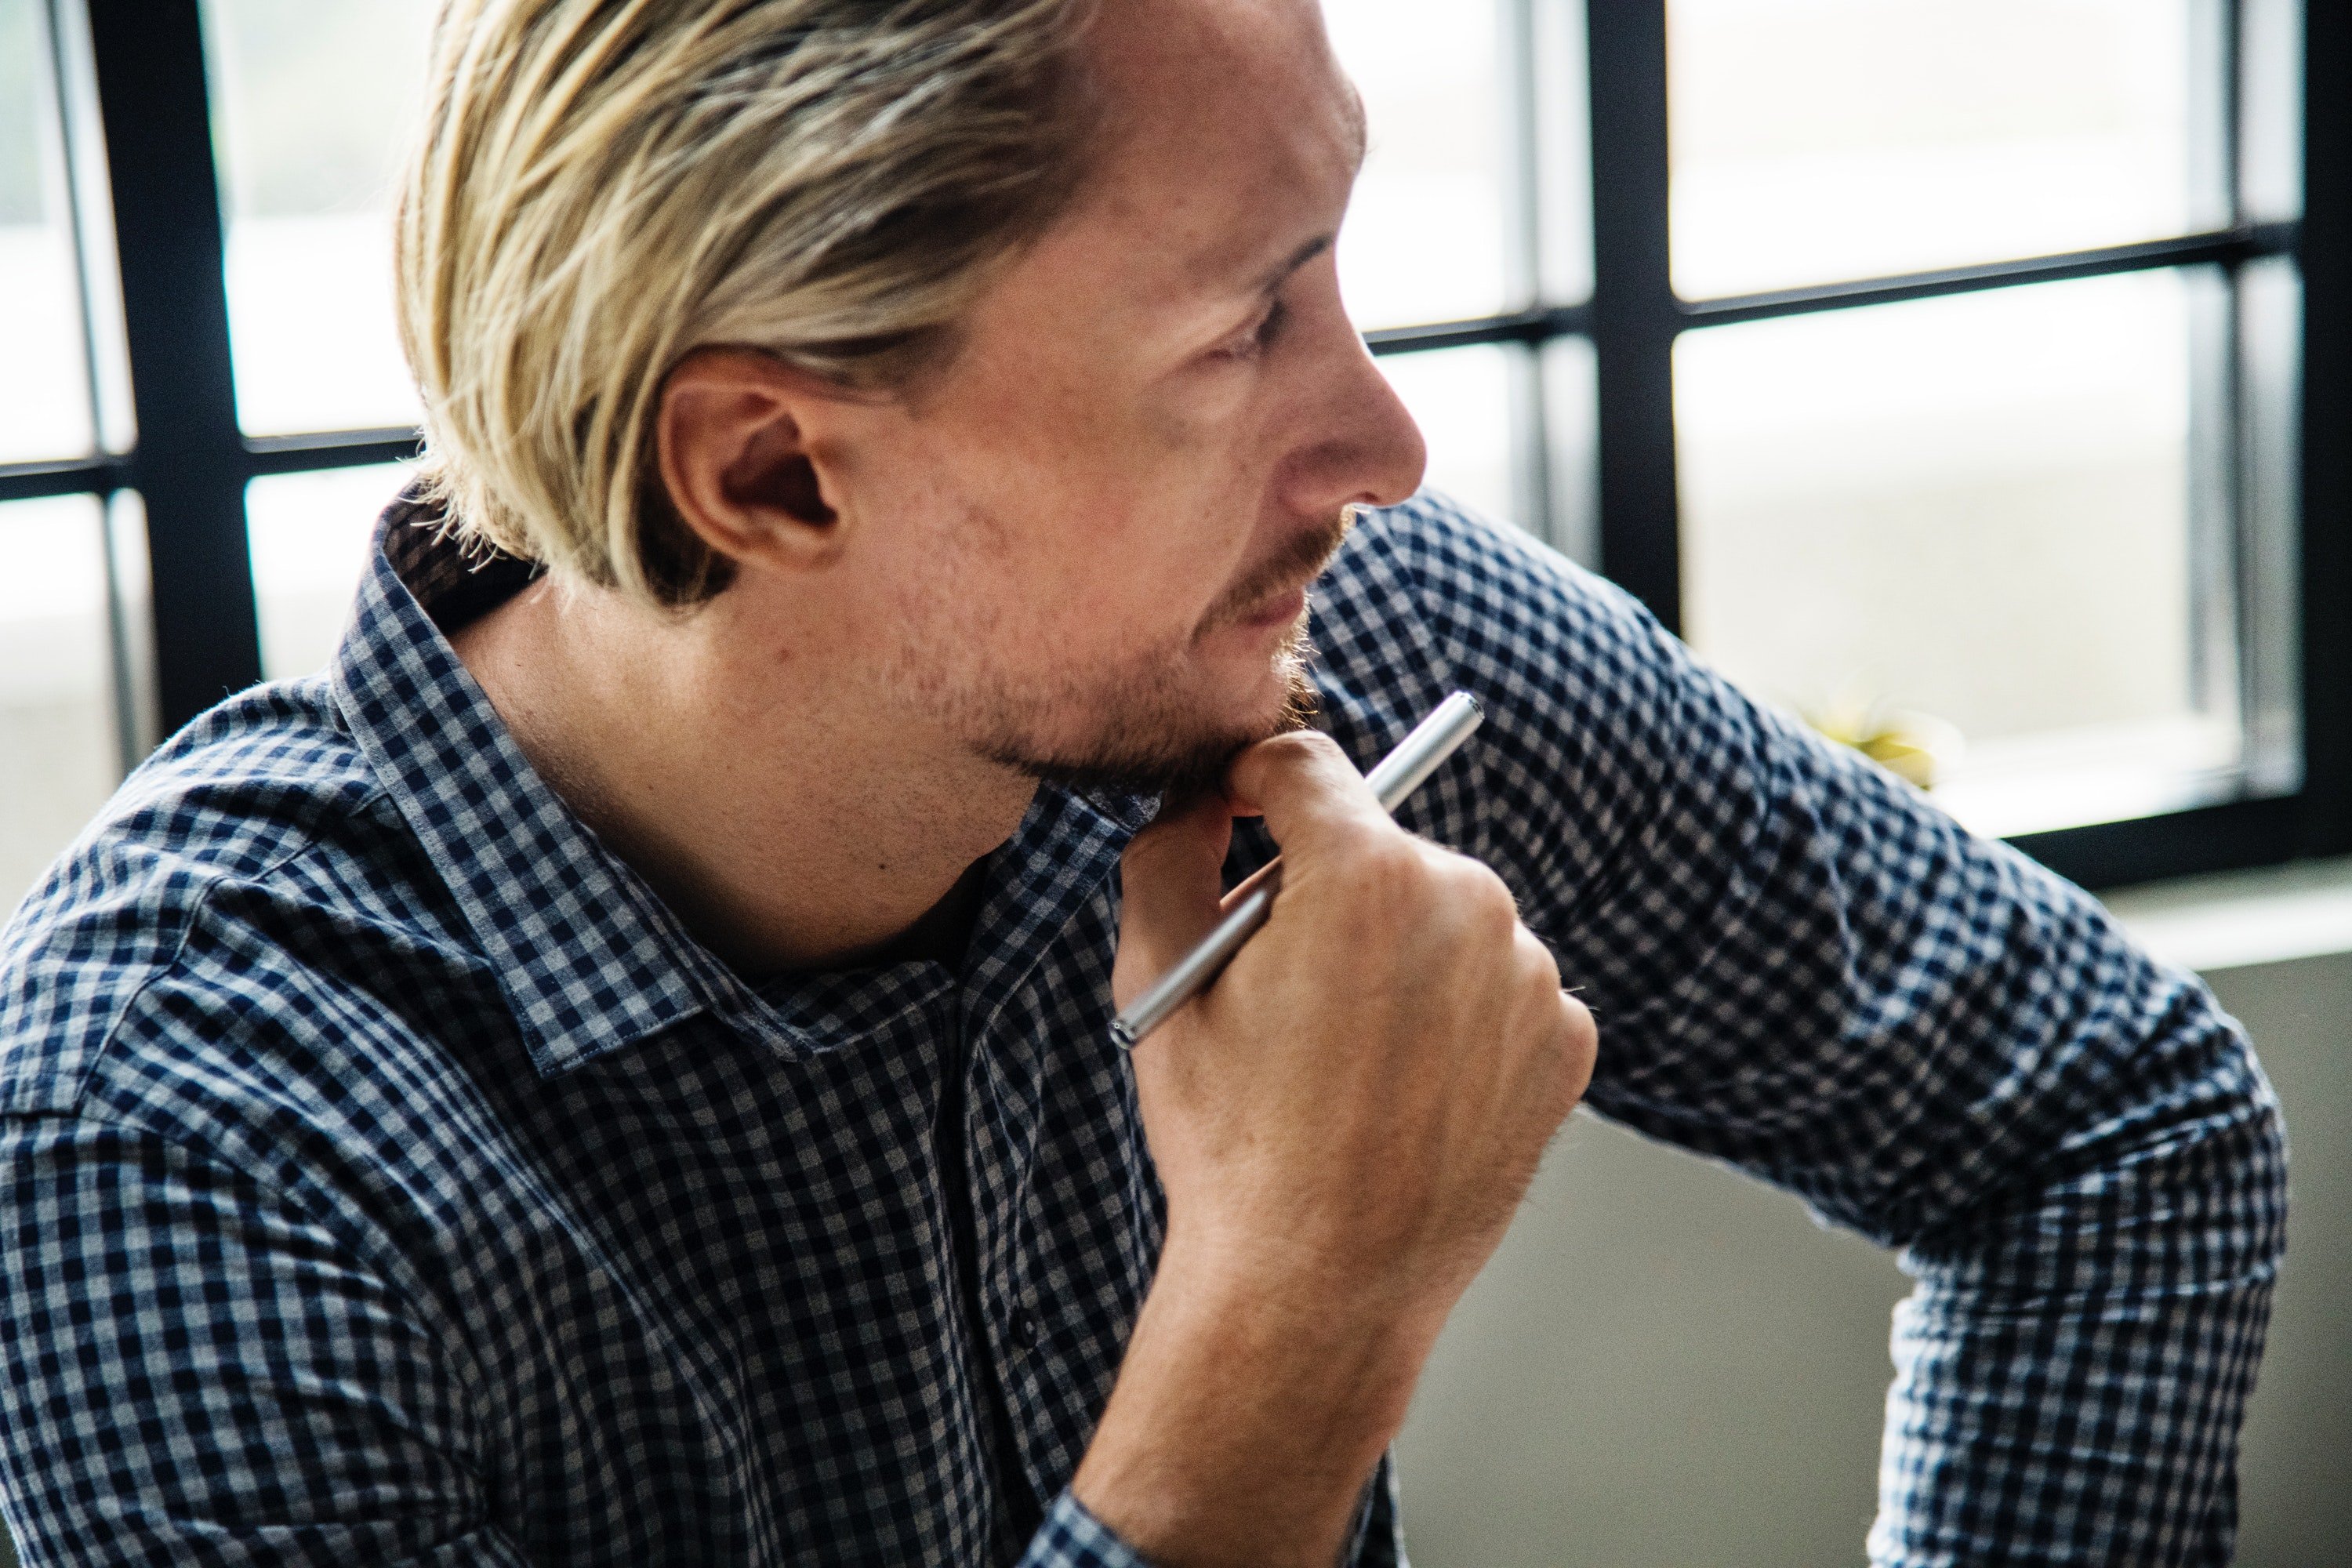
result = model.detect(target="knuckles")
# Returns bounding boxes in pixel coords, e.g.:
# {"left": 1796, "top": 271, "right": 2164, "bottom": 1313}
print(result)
{"left": 1310, "top": 834, "right": 1535, "bottom": 978}
{"left": 1450, "top": 858, "right": 1526, "bottom": 946}
{"left": 1318, "top": 827, "right": 1424, "bottom": 911}
{"left": 1510, "top": 924, "right": 1564, "bottom": 996}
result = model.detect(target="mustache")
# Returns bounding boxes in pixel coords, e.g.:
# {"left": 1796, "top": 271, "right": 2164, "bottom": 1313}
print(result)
{"left": 1199, "top": 506, "right": 1357, "bottom": 633}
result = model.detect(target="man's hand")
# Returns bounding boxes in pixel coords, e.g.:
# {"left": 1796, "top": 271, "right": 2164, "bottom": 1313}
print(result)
{"left": 1073, "top": 729, "right": 1597, "bottom": 1567}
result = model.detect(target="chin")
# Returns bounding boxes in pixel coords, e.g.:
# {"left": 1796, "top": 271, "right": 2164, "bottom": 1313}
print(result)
{"left": 986, "top": 623, "right": 1317, "bottom": 800}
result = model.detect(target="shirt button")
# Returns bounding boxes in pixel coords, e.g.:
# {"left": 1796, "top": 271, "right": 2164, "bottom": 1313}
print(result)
{"left": 1011, "top": 1311, "right": 1039, "bottom": 1350}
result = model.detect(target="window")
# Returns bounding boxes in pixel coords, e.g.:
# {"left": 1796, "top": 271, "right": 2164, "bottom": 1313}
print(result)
{"left": 0, "top": 0, "right": 425, "bottom": 914}
{"left": 0, "top": 0, "right": 2339, "bottom": 916}
{"left": 201, "top": 0, "right": 430, "bottom": 437}
{"left": 1333, "top": 0, "right": 1596, "bottom": 553}
{"left": 1339, "top": 0, "right": 2330, "bottom": 887}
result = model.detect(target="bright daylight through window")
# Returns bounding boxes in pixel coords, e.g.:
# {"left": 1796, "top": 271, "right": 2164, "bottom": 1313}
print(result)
{"left": 201, "top": 0, "right": 426, "bottom": 437}
{"left": 0, "top": 0, "right": 130, "bottom": 910}
{"left": 1668, "top": 0, "right": 2300, "bottom": 841}
{"left": 0, "top": 0, "right": 2322, "bottom": 917}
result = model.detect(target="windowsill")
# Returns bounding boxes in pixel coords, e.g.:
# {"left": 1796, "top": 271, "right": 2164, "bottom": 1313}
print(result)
{"left": 1936, "top": 714, "right": 2256, "bottom": 842}
{"left": 2102, "top": 855, "right": 2352, "bottom": 974}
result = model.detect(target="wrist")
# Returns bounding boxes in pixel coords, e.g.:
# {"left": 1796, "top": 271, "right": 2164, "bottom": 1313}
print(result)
{"left": 1071, "top": 1232, "right": 1432, "bottom": 1567}
{"left": 1154, "top": 1218, "right": 1443, "bottom": 1373}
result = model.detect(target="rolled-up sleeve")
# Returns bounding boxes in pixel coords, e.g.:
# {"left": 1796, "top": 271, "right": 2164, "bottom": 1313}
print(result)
{"left": 1018, "top": 1492, "right": 1158, "bottom": 1568}
{"left": 1368, "top": 495, "right": 2287, "bottom": 1563}
{"left": 1014, "top": 1454, "right": 1403, "bottom": 1568}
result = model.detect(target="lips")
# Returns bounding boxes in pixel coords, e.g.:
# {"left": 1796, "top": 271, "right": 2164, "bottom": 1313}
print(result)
{"left": 1206, "top": 510, "right": 1353, "bottom": 635}
{"left": 1232, "top": 583, "right": 1309, "bottom": 630}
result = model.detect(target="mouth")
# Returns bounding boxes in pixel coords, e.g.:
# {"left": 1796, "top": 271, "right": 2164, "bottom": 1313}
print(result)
{"left": 1229, "top": 582, "right": 1310, "bottom": 632}
{"left": 1200, "top": 508, "right": 1356, "bottom": 641}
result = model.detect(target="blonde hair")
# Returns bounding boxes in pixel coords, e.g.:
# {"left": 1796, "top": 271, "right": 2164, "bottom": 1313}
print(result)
{"left": 395, "top": 0, "right": 1096, "bottom": 605}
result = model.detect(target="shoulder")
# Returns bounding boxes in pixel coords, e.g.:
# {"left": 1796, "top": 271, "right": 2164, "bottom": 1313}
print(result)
{"left": 1319, "top": 492, "right": 1693, "bottom": 734}
{"left": 1308, "top": 492, "right": 1867, "bottom": 927}
{"left": 1313, "top": 490, "right": 1711, "bottom": 788}
{"left": 1330, "top": 492, "right": 1664, "bottom": 649}
{"left": 0, "top": 677, "right": 485, "bottom": 1123}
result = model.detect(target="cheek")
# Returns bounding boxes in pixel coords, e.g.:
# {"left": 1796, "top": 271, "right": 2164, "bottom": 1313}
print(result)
{"left": 878, "top": 375, "right": 1271, "bottom": 651}
{"left": 1051, "top": 488, "right": 1254, "bottom": 649}
{"left": 967, "top": 441, "right": 1250, "bottom": 626}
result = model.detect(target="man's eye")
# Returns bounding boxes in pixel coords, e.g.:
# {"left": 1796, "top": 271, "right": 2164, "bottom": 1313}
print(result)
{"left": 1221, "top": 299, "right": 1289, "bottom": 361}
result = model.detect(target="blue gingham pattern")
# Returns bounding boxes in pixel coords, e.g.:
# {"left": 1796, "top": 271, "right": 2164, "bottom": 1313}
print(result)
{"left": 0, "top": 490, "right": 2283, "bottom": 1565}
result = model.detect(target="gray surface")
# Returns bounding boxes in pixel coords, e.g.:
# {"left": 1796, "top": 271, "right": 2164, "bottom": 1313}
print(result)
{"left": 2213, "top": 953, "right": 2352, "bottom": 1566}
{"left": 1395, "top": 950, "right": 2352, "bottom": 1566}
{"left": 1396, "top": 1112, "right": 1908, "bottom": 1567}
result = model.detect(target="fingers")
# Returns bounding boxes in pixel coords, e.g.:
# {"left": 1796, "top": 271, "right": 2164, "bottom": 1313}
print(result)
{"left": 1504, "top": 927, "right": 1598, "bottom": 1131}
{"left": 1222, "top": 730, "right": 1391, "bottom": 861}
{"left": 1552, "top": 986, "right": 1599, "bottom": 1110}
{"left": 1114, "top": 791, "right": 1236, "bottom": 1005}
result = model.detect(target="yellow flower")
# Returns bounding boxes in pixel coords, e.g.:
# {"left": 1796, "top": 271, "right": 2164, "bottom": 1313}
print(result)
{"left": 1806, "top": 701, "right": 1965, "bottom": 791}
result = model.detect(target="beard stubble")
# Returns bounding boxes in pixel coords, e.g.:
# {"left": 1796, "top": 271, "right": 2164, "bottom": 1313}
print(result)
{"left": 975, "top": 505, "right": 1356, "bottom": 800}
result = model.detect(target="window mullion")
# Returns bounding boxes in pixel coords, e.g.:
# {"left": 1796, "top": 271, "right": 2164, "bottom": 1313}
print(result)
{"left": 84, "top": 0, "right": 261, "bottom": 733}
{"left": 1583, "top": 0, "right": 1680, "bottom": 633}
{"left": 2295, "top": 0, "right": 2352, "bottom": 857}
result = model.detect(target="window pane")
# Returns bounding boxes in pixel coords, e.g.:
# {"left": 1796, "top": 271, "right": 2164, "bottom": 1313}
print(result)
{"left": 0, "top": 0, "right": 95, "bottom": 463}
{"left": 0, "top": 495, "right": 120, "bottom": 918}
{"left": 1380, "top": 343, "right": 1518, "bottom": 528}
{"left": 1541, "top": 334, "right": 1599, "bottom": 567}
{"left": 1669, "top": 0, "right": 2220, "bottom": 299}
{"left": 104, "top": 491, "right": 158, "bottom": 760}
{"left": 248, "top": 463, "right": 413, "bottom": 681}
{"left": 201, "top": 0, "right": 433, "bottom": 435}
{"left": 1677, "top": 271, "right": 2238, "bottom": 837}
{"left": 1327, "top": 0, "right": 1512, "bottom": 329}
{"left": 1531, "top": 0, "right": 1595, "bottom": 307}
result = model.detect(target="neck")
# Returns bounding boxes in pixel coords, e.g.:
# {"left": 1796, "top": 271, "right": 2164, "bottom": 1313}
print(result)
{"left": 448, "top": 571, "right": 1038, "bottom": 977}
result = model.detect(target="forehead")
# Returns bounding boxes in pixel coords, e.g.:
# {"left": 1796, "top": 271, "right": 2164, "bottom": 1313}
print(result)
{"left": 1050, "top": 0, "right": 1364, "bottom": 301}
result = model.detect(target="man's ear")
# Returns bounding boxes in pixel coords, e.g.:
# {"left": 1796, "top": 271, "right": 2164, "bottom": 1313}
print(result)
{"left": 656, "top": 347, "right": 854, "bottom": 571}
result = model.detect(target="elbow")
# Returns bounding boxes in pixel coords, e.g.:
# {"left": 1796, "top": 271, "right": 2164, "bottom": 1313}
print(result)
{"left": 1912, "top": 1017, "right": 2289, "bottom": 1294}
{"left": 2234, "top": 1062, "right": 2290, "bottom": 1277}
{"left": 2118, "top": 1023, "right": 2290, "bottom": 1288}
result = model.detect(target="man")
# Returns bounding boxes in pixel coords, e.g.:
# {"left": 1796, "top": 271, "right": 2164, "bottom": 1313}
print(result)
{"left": 0, "top": 0, "right": 2282, "bottom": 1563}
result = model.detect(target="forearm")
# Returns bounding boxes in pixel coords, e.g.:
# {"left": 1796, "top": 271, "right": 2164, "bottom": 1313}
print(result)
{"left": 1069, "top": 1233, "right": 1432, "bottom": 1568}
{"left": 1873, "top": 1075, "right": 2287, "bottom": 1565}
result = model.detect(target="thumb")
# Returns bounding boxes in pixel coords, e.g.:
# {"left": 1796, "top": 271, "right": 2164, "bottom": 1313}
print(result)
{"left": 1222, "top": 728, "right": 1386, "bottom": 863}
{"left": 1114, "top": 792, "right": 1236, "bottom": 1007}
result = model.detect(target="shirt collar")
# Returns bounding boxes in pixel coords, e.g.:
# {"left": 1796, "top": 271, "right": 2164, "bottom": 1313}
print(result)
{"left": 332, "top": 496, "right": 724, "bottom": 1076}
{"left": 330, "top": 495, "right": 1145, "bottom": 1077}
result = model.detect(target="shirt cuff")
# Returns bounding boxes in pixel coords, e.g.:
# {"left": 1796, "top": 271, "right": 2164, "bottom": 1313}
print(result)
{"left": 1018, "top": 1490, "right": 1158, "bottom": 1568}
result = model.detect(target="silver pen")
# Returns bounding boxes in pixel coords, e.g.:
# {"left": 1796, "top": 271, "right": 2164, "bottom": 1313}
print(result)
{"left": 1112, "top": 690, "right": 1486, "bottom": 1050}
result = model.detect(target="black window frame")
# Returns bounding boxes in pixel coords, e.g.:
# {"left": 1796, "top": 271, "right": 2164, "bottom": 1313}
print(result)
{"left": 1, "top": 0, "right": 2342, "bottom": 891}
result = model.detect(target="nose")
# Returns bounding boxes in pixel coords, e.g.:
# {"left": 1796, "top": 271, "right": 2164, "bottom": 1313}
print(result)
{"left": 1281, "top": 308, "right": 1429, "bottom": 520}
{"left": 1342, "top": 345, "right": 1429, "bottom": 510}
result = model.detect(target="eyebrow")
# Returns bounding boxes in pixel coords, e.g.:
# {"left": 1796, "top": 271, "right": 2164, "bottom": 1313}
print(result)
{"left": 1252, "top": 234, "right": 1334, "bottom": 297}
{"left": 1229, "top": 86, "right": 1364, "bottom": 299}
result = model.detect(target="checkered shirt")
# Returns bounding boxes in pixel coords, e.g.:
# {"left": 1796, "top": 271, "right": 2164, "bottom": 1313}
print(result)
{"left": 0, "top": 491, "right": 2285, "bottom": 1565}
